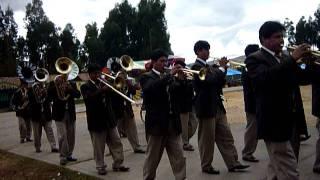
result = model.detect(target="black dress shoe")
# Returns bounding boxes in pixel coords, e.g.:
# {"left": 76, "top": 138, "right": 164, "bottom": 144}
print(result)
{"left": 314, "top": 167, "right": 320, "bottom": 174}
{"left": 242, "top": 156, "right": 259, "bottom": 162}
{"left": 202, "top": 167, "right": 220, "bottom": 174}
{"left": 51, "top": 148, "right": 59, "bottom": 153}
{"left": 26, "top": 138, "right": 33, "bottom": 142}
{"left": 67, "top": 156, "right": 77, "bottom": 161}
{"left": 113, "top": 166, "right": 130, "bottom": 172}
{"left": 98, "top": 168, "right": 107, "bottom": 175}
{"left": 134, "top": 149, "right": 146, "bottom": 154}
{"left": 229, "top": 164, "right": 250, "bottom": 172}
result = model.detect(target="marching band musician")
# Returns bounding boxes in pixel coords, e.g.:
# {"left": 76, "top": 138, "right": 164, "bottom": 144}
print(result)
{"left": 191, "top": 40, "right": 249, "bottom": 174}
{"left": 310, "top": 56, "right": 320, "bottom": 174}
{"left": 245, "top": 21, "right": 311, "bottom": 180}
{"left": 11, "top": 79, "right": 33, "bottom": 143}
{"left": 28, "top": 72, "right": 58, "bottom": 153}
{"left": 140, "top": 49, "right": 186, "bottom": 180}
{"left": 241, "top": 44, "right": 260, "bottom": 162}
{"left": 80, "top": 64, "right": 129, "bottom": 175}
{"left": 110, "top": 70, "right": 146, "bottom": 154}
{"left": 170, "top": 60, "right": 195, "bottom": 151}
{"left": 48, "top": 72, "right": 81, "bottom": 165}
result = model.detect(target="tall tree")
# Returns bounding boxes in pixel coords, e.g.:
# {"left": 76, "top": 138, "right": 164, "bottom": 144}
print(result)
{"left": 83, "top": 22, "right": 104, "bottom": 66}
{"left": 24, "top": 0, "right": 61, "bottom": 72}
{"left": 283, "top": 18, "right": 296, "bottom": 45}
{"left": 60, "top": 23, "right": 80, "bottom": 61}
{"left": 100, "top": 0, "right": 136, "bottom": 59}
{"left": 314, "top": 5, "right": 320, "bottom": 49}
{"left": 135, "top": 0, "right": 172, "bottom": 59}
{"left": 0, "top": 6, "right": 18, "bottom": 76}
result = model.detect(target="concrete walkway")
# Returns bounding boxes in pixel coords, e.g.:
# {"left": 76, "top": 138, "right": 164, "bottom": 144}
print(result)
{"left": 0, "top": 104, "right": 319, "bottom": 180}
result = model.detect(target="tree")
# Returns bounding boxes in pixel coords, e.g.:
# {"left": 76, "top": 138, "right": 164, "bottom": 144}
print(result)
{"left": 134, "top": 0, "right": 172, "bottom": 59}
{"left": 83, "top": 22, "right": 104, "bottom": 66}
{"left": 283, "top": 18, "right": 296, "bottom": 45}
{"left": 295, "top": 16, "right": 308, "bottom": 45}
{"left": 60, "top": 23, "right": 80, "bottom": 61}
{"left": 314, "top": 5, "right": 320, "bottom": 50}
{"left": 0, "top": 6, "right": 18, "bottom": 76}
{"left": 100, "top": 0, "right": 136, "bottom": 59}
{"left": 24, "top": 0, "right": 61, "bottom": 73}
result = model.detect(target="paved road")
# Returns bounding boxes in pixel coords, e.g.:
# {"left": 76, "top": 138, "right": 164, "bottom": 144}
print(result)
{"left": 0, "top": 104, "right": 319, "bottom": 180}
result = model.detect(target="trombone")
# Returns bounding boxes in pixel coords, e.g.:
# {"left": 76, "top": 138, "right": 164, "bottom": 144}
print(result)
{"left": 120, "top": 55, "right": 145, "bottom": 71}
{"left": 97, "top": 76, "right": 136, "bottom": 104}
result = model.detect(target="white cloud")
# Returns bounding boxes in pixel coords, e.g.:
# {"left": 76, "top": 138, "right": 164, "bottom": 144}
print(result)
{"left": 3, "top": 0, "right": 320, "bottom": 64}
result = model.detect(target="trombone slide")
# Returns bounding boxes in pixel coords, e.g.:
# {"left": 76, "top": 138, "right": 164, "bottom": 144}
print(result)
{"left": 97, "top": 78, "right": 136, "bottom": 104}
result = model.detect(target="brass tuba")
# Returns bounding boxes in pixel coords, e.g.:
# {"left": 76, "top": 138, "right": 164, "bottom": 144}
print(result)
{"left": 32, "top": 68, "right": 49, "bottom": 104}
{"left": 54, "top": 57, "right": 79, "bottom": 101}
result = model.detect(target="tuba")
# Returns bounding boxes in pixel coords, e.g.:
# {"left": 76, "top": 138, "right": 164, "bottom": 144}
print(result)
{"left": 54, "top": 57, "right": 79, "bottom": 101}
{"left": 32, "top": 68, "right": 49, "bottom": 104}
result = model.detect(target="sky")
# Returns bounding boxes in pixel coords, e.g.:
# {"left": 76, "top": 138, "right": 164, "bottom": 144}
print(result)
{"left": 1, "top": 0, "right": 319, "bottom": 64}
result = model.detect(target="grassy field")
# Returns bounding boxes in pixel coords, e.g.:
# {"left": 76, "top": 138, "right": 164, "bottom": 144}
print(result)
{"left": 0, "top": 150, "right": 99, "bottom": 180}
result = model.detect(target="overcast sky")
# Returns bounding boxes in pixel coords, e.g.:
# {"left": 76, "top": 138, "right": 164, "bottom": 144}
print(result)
{"left": 1, "top": 0, "right": 319, "bottom": 63}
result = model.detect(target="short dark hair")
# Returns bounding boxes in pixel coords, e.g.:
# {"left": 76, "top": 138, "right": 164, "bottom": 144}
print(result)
{"left": 194, "top": 40, "right": 210, "bottom": 55}
{"left": 150, "top": 49, "right": 168, "bottom": 61}
{"left": 244, "top": 44, "right": 259, "bottom": 57}
{"left": 259, "top": 21, "right": 285, "bottom": 43}
{"left": 87, "top": 63, "right": 101, "bottom": 74}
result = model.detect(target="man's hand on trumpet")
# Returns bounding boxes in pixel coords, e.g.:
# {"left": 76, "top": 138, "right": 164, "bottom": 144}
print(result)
{"left": 218, "top": 56, "right": 229, "bottom": 69}
{"left": 291, "top": 43, "right": 311, "bottom": 62}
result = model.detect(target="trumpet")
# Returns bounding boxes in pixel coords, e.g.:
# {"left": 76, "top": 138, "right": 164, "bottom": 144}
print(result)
{"left": 228, "top": 61, "right": 246, "bottom": 67}
{"left": 287, "top": 45, "right": 320, "bottom": 65}
{"left": 164, "top": 67, "right": 207, "bottom": 81}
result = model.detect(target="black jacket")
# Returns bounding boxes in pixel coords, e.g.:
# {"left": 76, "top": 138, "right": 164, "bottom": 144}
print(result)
{"left": 11, "top": 88, "right": 31, "bottom": 118}
{"left": 48, "top": 80, "right": 81, "bottom": 122}
{"left": 241, "top": 69, "right": 256, "bottom": 113}
{"left": 311, "top": 63, "right": 320, "bottom": 118}
{"left": 110, "top": 80, "right": 136, "bottom": 120}
{"left": 140, "top": 71, "right": 181, "bottom": 136}
{"left": 191, "top": 60, "right": 226, "bottom": 119}
{"left": 245, "top": 49, "right": 310, "bottom": 142}
{"left": 28, "top": 83, "right": 52, "bottom": 123}
{"left": 171, "top": 78, "right": 194, "bottom": 113}
{"left": 80, "top": 80, "right": 117, "bottom": 132}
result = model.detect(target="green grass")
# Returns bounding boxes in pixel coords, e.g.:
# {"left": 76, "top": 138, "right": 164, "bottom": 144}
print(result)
{"left": 0, "top": 149, "right": 99, "bottom": 180}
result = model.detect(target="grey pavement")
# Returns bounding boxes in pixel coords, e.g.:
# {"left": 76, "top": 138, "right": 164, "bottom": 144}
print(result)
{"left": 0, "top": 104, "right": 319, "bottom": 180}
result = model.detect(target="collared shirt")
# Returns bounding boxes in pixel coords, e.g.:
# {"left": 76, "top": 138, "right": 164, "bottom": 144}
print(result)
{"left": 152, "top": 68, "right": 161, "bottom": 77}
{"left": 196, "top": 57, "right": 225, "bottom": 73}
{"left": 262, "top": 46, "right": 281, "bottom": 63}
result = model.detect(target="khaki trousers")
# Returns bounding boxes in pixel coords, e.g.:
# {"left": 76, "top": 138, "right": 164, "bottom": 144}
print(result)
{"left": 117, "top": 111, "right": 143, "bottom": 151}
{"left": 143, "top": 134, "right": 186, "bottom": 180}
{"left": 32, "top": 120, "right": 57, "bottom": 150}
{"left": 18, "top": 116, "right": 32, "bottom": 140}
{"left": 198, "top": 109, "right": 240, "bottom": 170}
{"left": 180, "top": 112, "right": 190, "bottom": 145}
{"left": 89, "top": 127, "right": 125, "bottom": 170}
{"left": 314, "top": 118, "right": 320, "bottom": 170}
{"left": 242, "top": 112, "right": 258, "bottom": 158}
{"left": 264, "top": 140, "right": 299, "bottom": 180}
{"left": 55, "top": 112, "right": 75, "bottom": 160}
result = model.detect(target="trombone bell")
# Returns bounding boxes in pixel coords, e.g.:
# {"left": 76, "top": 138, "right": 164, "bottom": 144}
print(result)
{"left": 35, "top": 68, "right": 49, "bottom": 82}
{"left": 120, "top": 55, "right": 134, "bottom": 71}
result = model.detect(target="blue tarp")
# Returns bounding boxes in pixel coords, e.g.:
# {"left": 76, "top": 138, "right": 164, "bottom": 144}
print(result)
{"left": 227, "top": 68, "right": 242, "bottom": 76}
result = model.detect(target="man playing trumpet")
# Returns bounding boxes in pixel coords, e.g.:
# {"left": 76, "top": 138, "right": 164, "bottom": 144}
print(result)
{"left": 192, "top": 40, "right": 249, "bottom": 174}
